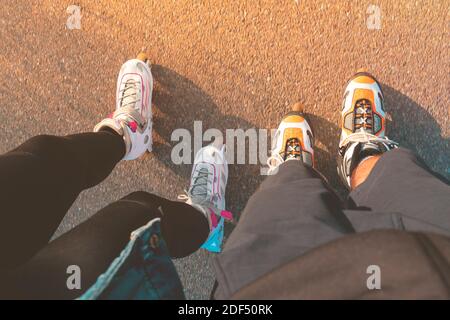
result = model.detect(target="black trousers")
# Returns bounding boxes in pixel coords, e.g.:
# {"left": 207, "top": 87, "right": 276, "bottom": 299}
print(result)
{"left": 0, "top": 132, "right": 209, "bottom": 299}
{"left": 214, "top": 148, "right": 450, "bottom": 299}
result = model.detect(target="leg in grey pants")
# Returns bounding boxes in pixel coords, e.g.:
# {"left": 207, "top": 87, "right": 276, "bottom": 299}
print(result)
{"left": 214, "top": 148, "right": 450, "bottom": 299}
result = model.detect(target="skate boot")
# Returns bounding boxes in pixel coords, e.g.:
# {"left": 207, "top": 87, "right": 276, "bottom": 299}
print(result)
{"left": 337, "top": 71, "right": 398, "bottom": 189}
{"left": 178, "top": 144, "right": 233, "bottom": 253}
{"left": 267, "top": 102, "right": 315, "bottom": 175}
{"left": 94, "top": 52, "right": 153, "bottom": 160}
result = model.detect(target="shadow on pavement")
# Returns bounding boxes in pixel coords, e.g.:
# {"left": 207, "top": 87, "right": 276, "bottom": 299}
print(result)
{"left": 382, "top": 84, "right": 449, "bottom": 180}
{"left": 150, "top": 64, "right": 265, "bottom": 219}
{"left": 307, "top": 113, "right": 343, "bottom": 193}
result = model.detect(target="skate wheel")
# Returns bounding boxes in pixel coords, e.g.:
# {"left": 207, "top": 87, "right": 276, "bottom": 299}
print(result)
{"left": 137, "top": 52, "right": 152, "bottom": 68}
{"left": 137, "top": 52, "right": 149, "bottom": 62}
{"left": 292, "top": 102, "right": 304, "bottom": 113}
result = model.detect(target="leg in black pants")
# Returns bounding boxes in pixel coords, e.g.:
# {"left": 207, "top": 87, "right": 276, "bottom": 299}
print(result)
{"left": 0, "top": 131, "right": 125, "bottom": 269}
{"left": 0, "top": 132, "right": 209, "bottom": 299}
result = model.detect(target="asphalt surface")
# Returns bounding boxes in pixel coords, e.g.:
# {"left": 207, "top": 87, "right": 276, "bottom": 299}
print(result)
{"left": 0, "top": 0, "right": 448, "bottom": 299}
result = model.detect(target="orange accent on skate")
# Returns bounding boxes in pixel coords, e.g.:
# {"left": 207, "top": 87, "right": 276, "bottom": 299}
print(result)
{"left": 283, "top": 115, "right": 304, "bottom": 123}
{"left": 353, "top": 75, "right": 375, "bottom": 84}
{"left": 352, "top": 89, "right": 374, "bottom": 104}
{"left": 282, "top": 128, "right": 304, "bottom": 150}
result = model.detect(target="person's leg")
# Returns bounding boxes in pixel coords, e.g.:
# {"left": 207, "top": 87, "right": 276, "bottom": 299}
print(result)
{"left": 0, "top": 191, "right": 210, "bottom": 299}
{"left": 350, "top": 154, "right": 381, "bottom": 189}
{"left": 0, "top": 52, "right": 155, "bottom": 270}
{"left": 214, "top": 104, "right": 354, "bottom": 299}
{"left": 349, "top": 148, "right": 450, "bottom": 231}
{"left": 336, "top": 71, "right": 450, "bottom": 233}
{"left": 0, "top": 131, "right": 125, "bottom": 270}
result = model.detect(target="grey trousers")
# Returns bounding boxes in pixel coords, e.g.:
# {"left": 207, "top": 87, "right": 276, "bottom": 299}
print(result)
{"left": 213, "top": 148, "right": 450, "bottom": 299}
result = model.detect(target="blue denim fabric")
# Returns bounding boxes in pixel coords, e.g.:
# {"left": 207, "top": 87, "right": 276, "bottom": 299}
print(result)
{"left": 78, "top": 218, "right": 184, "bottom": 300}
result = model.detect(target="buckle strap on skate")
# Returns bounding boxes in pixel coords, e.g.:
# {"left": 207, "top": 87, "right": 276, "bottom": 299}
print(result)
{"left": 339, "top": 131, "right": 399, "bottom": 150}
{"left": 114, "top": 106, "right": 147, "bottom": 133}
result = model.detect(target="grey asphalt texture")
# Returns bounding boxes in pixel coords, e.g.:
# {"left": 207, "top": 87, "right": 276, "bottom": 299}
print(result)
{"left": 0, "top": 0, "right": 448, "bottom": 299}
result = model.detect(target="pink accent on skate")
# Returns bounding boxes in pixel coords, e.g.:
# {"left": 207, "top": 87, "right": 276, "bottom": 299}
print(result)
{"left": 128, "top": 121, "right": 138, "bottom": 133}
{"left": 107, "top": 113, "right": 114, "bottom": 119}
{"left": 220, "top": 210, "right": 233, "bottom": 221}
{"left": 209, "top": 208, "right": 218, "bottom": 229}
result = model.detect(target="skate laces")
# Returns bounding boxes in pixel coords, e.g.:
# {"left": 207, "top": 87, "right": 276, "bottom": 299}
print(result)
{"left": 267, "top": 138, "right": 302, "bottom": 172}
{"left": 119, "top": 79, "right": 140, "bottom": 109}
{"left": 115, "top": 79, "right": 146, "bottom": 130}
{"left": 354, "top": 99, "right": 373, "bottom": 131}
{"left": 284, "top": 138, "right": 302, "bottom": 160}
{"left": 178, "top": 166, "right": 213, "bottom": 206}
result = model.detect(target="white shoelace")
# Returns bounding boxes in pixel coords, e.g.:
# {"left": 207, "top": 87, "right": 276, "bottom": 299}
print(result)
{"left": 266, "top": 153, "right": 284, "bottom": 173}
{"left": 178, "top": 167, "right": 212, "bottom": 206}
{"left": 119, "top": 79, "right": 140, "bottom": 109}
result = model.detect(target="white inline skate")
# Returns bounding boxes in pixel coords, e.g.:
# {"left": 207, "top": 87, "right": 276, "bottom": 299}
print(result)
{"left": 94, "top": 52, "right": 153, "bottom": 160}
